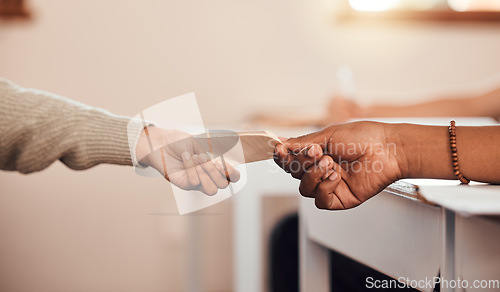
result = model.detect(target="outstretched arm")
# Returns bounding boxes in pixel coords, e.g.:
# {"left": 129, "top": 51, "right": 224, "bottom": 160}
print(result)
{"left": 365, "top": 88, "right": 500, "bottom": 119}
{"left": 395, "top": 123, "right": 500, "bottom": 183}
{"left": 275, "top": 121, "right": 500, "bottom": 210}
{"left": 0, "top": 79, "right": 238, "bottom": 195}
{"left": 0, "top": 78, "right": 141, "bottom": 173}
{"left": 327, "top": 87, "right": 500, "bottom": 124}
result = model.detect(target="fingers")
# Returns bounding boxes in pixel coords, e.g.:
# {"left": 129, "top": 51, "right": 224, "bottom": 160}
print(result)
{"left": 299, "top": 155, "right": 334, "bottom": 198}
{"left": 295, "top": 157, "right": 361, "bottom": 210}
{"left": 282, "top": 131, "right": 327, "bottom": 153}
{"left": 215, "top": 157, "right": 240, "bottom": 183}
{"left": 274, "top": 143, "right": 292, "bottom": 170}
{"left": 193, "top": 157, "right": 218, "bottom": 196}
{"left": 290, "top": 144, "right": 324, "bottom": 179}
{"left": 181, "top": 152, "right": 200, "bottom": 186}
{"left": 314, "top": 170, "right": 362, "bottom": 210}
{"left": 274, "top": 143, "right": 324, "bottom": 179}
{"left": 189, "top": 153, "right": 241, "bottom": 196}
{"left": 314, "top": 172, "right": 343, "bottom": 210}
{"left": 196, "top": 153, "right": 229, "bottom": 190}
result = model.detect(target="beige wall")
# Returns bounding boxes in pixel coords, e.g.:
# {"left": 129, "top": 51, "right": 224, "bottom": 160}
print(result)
{"left": 1, "top": 0, "right": 500, "bottom": 291}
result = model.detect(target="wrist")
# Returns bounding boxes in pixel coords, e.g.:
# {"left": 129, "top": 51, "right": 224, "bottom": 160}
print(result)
{"left": 391, "top": 123, "right": 455, "bottom": 180}
{"left": 136, "top": 126, "right": 161, "bottom": 166}
{"left": 388, "top": 123, "right": 416, "bottom": 179}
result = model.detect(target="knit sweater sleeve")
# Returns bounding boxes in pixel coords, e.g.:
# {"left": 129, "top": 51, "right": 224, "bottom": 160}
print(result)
{"left": 0, "top": 78, "right": 145, "bottom": 174}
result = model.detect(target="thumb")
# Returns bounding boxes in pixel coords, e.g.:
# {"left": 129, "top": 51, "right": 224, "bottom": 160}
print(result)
{"left": 283, "top": 131, "right": 329, "bottom": 153}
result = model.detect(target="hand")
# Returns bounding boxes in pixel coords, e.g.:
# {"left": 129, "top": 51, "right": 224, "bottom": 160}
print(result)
{"left": 136, "top": 127, "right": 240, "bottom": 195}
{"left": 275, "top": 121, "right": 405, "bottom": 210}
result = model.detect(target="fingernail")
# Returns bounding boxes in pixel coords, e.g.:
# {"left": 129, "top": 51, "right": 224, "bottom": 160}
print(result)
{"left": 329, "top": 171, "right": 338, "bottom": 181}
{"left": 318, "top": 158, "right": 329, "bottom": 168}
{"left": 182, "top": 152, "right": 191, "bottom": 161}
{"left": 307, "top": 145, "right": 318, "bottom": 157}
{"left": 322, "top": 169, "right": 334, "bottom": 180}
{"left": 199, "top": 153, "right": 208, "bottom": 163}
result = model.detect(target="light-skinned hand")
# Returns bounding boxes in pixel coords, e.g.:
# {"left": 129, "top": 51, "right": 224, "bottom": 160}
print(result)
{"left": 136, "top": 127, "right": 240, "bottom": 196}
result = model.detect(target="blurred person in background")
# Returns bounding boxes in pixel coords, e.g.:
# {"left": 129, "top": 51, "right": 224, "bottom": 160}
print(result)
{"left": 253, "top": 82, "right": 500, "bottom": 127}
{"left": 324, "top": 85, "right": 500, "bottom": 124}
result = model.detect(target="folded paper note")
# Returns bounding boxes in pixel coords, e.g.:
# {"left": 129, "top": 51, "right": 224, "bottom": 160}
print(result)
{"left": 192, "top": 130, "right": 282, "bottom": 165}
{"left": 238, "top": 131, "right": 282, "bottom": 163}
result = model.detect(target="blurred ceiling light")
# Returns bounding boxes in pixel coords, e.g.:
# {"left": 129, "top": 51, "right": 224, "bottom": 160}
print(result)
{"left": 448, "top": 0, "right": 500, "bottom": 11}
{"left": 409, "top": 0, "right": 441, "bottom": 11}
{"left": 448, "top": 0, "right": 472, "bottom": 11}
{"left": 348, "top": 0, "right": 401, "bottom": 11}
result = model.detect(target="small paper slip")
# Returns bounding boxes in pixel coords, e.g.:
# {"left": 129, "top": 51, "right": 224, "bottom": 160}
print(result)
{"left": 238, "top": 131, "right": 282, "bottom": 163}
{"left": 193, "top": 131, "right": 282, "bottom": 164}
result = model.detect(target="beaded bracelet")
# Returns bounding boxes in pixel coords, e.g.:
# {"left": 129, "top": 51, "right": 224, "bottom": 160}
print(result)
{"left": 449, "top": 120, "right": 470, "bottom": 184}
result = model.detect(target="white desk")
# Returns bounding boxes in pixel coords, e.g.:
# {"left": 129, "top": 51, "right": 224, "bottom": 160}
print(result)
{"left": 300, "top": 188, "right": 500, "bottom": 292}
{"left": 300, "top": 187, "right": 442, "bottom": 292}
{"left": 233, "top": 164, "right": 500, "bottom": 292}
{"left": 233, "top": 161, "right": 446, "bottom": 292}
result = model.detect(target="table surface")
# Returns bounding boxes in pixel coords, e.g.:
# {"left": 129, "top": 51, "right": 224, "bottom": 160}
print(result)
{"left": 300, "top": 187, "right": 500, "bottom": 292}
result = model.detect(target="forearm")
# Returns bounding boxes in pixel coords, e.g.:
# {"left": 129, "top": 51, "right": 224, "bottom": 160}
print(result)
{"left": 393, "top": 123, "right": 500, "bottom": 183}
{"left": 367, "top": 97, "right": 478, "bottom": 118}
{"left": 0, "top": 79, "right": 142, "bottom": 173}
{"left": 367, "top": 87, "right": 500, "bottom": 119}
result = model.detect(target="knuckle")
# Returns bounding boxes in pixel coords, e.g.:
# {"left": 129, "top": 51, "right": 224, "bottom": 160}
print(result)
{"left": 313, "top": 175, "right": 323, "bottom": 185}
{"left": 317, "top": 182, "right": 329, "bottom": 193}
{"left": 205, "top": 186, "right": 218, "bottom": 196}
{"left": 299, "top": 186, "right": 310, "bottom": 198}
{"left": 314, "top": 197, "right": 328, "bottom": 210}
{"left": 229, "top": 172, "right": 240, "bottom": 182}
{"left": 347, "top": 200, "right": 361, "bottom": 210}
{"left": 218, "top": 180, "right": 229, "bottom": 189}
